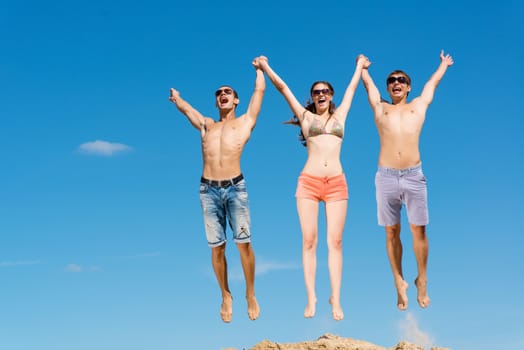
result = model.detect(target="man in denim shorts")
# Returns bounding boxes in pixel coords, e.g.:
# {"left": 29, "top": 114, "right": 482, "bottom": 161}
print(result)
{"left": 361, "top": 50, "right": 454, "bottom": 310}
{"left": 169, "top": 58, "right": 265, "bottom": 322}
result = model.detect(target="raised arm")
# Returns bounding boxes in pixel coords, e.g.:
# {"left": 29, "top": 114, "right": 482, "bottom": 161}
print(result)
{"left": 360, "top": 59, "right": 384, "bottom": 117}
{"left": 334, "top": 54, "right": 367, "bottom": 122}
{"left": 244, "top": 58, "right": 266, "bottom": 128}
{"left": 257, "top": 56, "right": 307, "bottom": 122}
{"left": 418, "top": 50, "right": 454, "bottom": 106}
{"left": 169, "top": 88, "right": 209, "bottom": 131}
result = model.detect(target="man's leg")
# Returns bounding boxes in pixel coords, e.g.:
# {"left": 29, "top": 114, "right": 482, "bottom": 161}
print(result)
{"left": 385, "top": 224, "right": 408, "bottom": 310}
{"left": 211, "top": 244, "right": 233, "bottom": 322}
{"left": 410, "top": 224, "right": 430, "bottom": 308}
{"left": 237, "top": 242, "right": 259, "bottom": 320}
{"left": 226, "top": 178, "right": 259, "bottom": 320}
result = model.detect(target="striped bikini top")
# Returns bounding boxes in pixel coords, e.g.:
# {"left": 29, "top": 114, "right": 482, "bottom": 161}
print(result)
{"left": 307, "top": 115, "right": 343, "bottom": 139}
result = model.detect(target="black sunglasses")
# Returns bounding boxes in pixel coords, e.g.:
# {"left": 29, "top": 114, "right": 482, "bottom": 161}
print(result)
{"left": 312, "top": 88, "right": 331, "bottom": 95}
{"left": 215, "top": 88, "right": 233, "bottom": 96}
{"left": 387, "top": 76, "right": 409, "bottom": 85}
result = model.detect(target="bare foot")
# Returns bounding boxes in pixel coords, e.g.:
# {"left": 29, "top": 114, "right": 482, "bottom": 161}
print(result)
{"left": 395, "top": 279, "right": 409, "bottom": 311}
{"left": 415, "top": 277, "right": 430, "bottom": 308}
{"left": 304, "top": 297, "right": 317, "bottom": 318}
{"left": 329, "top": 297, "right": 344, "bottom": 321}
{"left": 220, "top": 293, "right": 233, "bottom": 323}
{"left": 247, "top": 295, "right": 260, "bottom": 320}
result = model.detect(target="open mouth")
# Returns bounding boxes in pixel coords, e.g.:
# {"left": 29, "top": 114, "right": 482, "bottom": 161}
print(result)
{"left": 392, "top": 87, "right": 402, "bottom": 93}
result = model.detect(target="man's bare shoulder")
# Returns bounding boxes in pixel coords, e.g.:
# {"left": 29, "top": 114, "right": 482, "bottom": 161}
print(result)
{"left": 202, "top": 116, "right": 217, "bottom": 125}
{"left": 374, "top": 100, "right": 391, "bottom": 117}
{"left": 404, "top": 97, "right": 430, "bottom": 114}
{"left": 232, "top": 112, "right": 249, "bottom": 120}
{"left": 229, "top": 112, "right": 257, "bottom": 128}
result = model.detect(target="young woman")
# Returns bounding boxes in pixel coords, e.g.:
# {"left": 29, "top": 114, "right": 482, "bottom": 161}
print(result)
{"left": 258, "top": 55, "right": 367, "bottom": 320}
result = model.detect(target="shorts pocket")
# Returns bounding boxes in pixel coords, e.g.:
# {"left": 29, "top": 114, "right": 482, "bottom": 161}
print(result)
{"left": 417, "top": 172, "right": 427, "bottom": 184}
{"left": 199, "top": 183, "right": 209, "bottom": 194}
{"left": 233, "top": 179, "right": 247, "bottom": 193}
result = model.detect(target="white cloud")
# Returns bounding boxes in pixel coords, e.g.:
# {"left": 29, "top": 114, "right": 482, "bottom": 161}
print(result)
{"left": 256, "top": 260, "right": 300, "bottom": 275}
{"left": 65, "top": 263, "right": 83, "bottom": 272}
{"left": 78, "top": 140, "right": 133, "bottom": 156}
{"left": 0, "top": 260, "right": 41, "bottom": 267}
{"left": 398, "top": 312, "right": 435, "bottom": 349}
{"left": 65, "top": 263, "right": 101, "bottom": 273}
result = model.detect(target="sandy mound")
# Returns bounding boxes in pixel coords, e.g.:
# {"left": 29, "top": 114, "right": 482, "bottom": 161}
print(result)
{"left": 248, "top": 333, "right": 450, "bottom": 350}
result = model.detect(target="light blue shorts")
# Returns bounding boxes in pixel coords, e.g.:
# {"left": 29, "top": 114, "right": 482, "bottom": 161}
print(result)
{"left": 375, "top": 164, "right": 429, "bottom": 227}
{"left": 199, "top": 175, "right": 251, "bottom": 247}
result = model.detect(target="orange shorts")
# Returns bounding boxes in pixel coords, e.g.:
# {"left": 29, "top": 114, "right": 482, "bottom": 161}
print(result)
{"left": 295, "top": 172, "right": 348, "bottom": 202}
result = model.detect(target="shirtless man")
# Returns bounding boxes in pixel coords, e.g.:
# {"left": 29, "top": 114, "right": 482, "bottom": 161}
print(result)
{"left": 361, "top": 50, "right": 454, "bottom": 310}
{"left": 168, "top": 58, "right": 265, "bottom": 322}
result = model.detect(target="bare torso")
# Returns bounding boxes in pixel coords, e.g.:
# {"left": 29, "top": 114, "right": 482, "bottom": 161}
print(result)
{"left": 201, "top": 115, "right": 252, "bottom": 180}
{"left": 300, "top": 115, "right": 344, "bottom": 177}
{"left": 376, "top": 101, "right": 425, "bottom": 169}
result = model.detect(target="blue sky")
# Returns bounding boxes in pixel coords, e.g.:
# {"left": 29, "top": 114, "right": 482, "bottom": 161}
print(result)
{"left": 1, "top": 1, "right": 522, "bottom": 349}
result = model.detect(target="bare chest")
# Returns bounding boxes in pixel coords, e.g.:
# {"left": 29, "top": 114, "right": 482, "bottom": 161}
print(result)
{"left": 202, "top": 120, "right": 248, "bottom": 150}
{"left": 378, "top": 106, "right": 424, "bottom": 134}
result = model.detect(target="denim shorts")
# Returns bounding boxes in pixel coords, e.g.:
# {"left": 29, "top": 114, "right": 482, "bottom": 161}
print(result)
{"left": 199, "top": 176, "right": 251, "bottom": 247}
{"left": 375, "top": 164, "right": 429, "bottom": 226}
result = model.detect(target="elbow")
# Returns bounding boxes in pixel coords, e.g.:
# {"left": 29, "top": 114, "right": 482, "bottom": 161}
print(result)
{"left": 255, "top": 85, "right": 266, "bottom": 94}
{"left": 275, "top": 82, "right": 287, "bottom": 93}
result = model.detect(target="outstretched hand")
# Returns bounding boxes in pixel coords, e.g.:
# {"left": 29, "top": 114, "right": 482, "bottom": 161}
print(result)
{"left": 356, "top": 54, "right": 371, "bottom": 69}
{"left": 169, "top": 88, "right": 180, "bottom": 103}
{"left": 256, "top": 55, "right": 268, "bottom": 67}
{"left": 440, "top": 50, "right": 454, "bottom": 67}
{"left": 252, "top": 57, "right": 261, "bottom": 69}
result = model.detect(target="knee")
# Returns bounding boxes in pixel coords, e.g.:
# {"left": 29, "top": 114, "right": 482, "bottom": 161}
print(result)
{"left": 236, "top": 242, "right": 254, "bottom": 256}
{"left": 212, "top": 244, "right": 226, "bottom": 258}
{"left": 414, "top": 232, "right": 428, "bottom": 244}
{"left": 385, "top": 225, "right": 401, "bottom": 240}
{"left": 410, "top": 225, "right": 427, "bottom": 240}
{"left": 302, "top": 235, "right": 317, "bottom": 251}
{"left": 328, "top": 236, "right": 343, "bottom": 251}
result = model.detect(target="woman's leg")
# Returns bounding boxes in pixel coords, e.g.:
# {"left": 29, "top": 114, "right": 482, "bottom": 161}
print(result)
{"left": 297, "top": 197, "right": 319, "bottom": 318}
{"left": 326, "top": 199, "right": 347, "bottom": 320}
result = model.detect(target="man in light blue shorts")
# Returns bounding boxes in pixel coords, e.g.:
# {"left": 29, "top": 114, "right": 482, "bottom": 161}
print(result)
{"left": 361, "top": 50, "right": 454, "bottom": 310}
{"left": 169, "top": 58, "right": 265, "bottom": 322}
{"left": 375, "top": 164, "right": 428, "bottom": 227}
